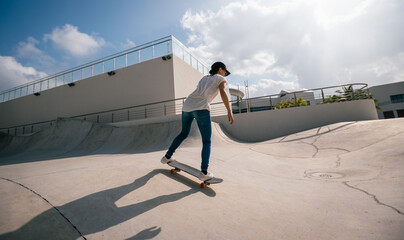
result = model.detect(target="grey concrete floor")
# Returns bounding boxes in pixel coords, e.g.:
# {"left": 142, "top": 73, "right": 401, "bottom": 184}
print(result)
{"left": 0, "top": 118, "right": 403, "bottom": 239}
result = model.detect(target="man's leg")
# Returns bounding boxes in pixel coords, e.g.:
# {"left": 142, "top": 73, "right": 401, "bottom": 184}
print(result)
{"left": 166, "top": 111, "right": 194, "bottom": 158}
{"left": 194, "top": 110, "right": 212, "bottom": 173}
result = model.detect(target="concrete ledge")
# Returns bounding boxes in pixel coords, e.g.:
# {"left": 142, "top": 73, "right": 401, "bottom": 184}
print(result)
{"left": 214, "top": 99, "right": 378, "bottom": 142}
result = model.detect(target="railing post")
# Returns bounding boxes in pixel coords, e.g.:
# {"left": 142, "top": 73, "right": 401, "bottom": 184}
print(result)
{"left": 97, "top": 115, "right": 100, "bottom": 123}
{"left": 167, "top": 40, "right": 170, "bottom": 54}
{"left": 269, "top": 96, "right": 273, "bottom": 110}
{"left": 351, "top": 87, "right": 355, "bottom": 100}
{"left": 164, "top": 104, "right": 167, "bottom": 116}
{"left": 127, "top": 110, "right": 130, "bottom": 121}
{"left": 144, "top": 107, "right": 147, "bottom": 119}
{"left": 112, "top": 113, "right": 114, "bottom": 123}
{"left": 321, "top": 89, "right": 325, "bottom": 102}
{"left": 294, "top": 93, "right": 297, "bottom": 106}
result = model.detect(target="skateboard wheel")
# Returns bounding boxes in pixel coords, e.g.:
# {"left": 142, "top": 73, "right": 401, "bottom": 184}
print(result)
{"left": 170, "top": 169, "right": 175, "bottom": 174}
{"left": 200, "top": 182, "right": 206, "bottom": 188}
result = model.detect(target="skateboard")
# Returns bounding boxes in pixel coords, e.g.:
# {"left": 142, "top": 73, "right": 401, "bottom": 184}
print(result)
{"left": 167, "top": 160, "right": 223, "bottom": 188}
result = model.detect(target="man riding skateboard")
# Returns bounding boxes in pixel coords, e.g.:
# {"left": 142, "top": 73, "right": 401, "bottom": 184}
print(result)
{"left": 161, "top": 62, "right": 234, "bottom": 181}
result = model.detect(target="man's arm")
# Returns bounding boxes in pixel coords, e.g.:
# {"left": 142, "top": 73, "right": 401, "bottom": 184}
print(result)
{"left": 219, "top": 82, "right": 234, "bottom": 125}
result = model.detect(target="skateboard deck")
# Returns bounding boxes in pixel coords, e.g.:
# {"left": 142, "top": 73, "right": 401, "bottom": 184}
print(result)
{"left": 167, "top": 160, "right": 223, "bottom": 188}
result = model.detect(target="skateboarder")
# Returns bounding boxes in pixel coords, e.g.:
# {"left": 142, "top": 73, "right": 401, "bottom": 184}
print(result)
{"left": 161, "top": 62, "right": 234, "bottom": 181}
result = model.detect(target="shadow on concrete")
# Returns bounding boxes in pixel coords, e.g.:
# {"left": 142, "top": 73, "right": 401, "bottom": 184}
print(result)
{"left": 126, "top": 226, "right": 161, "bottom": 240}
{"left": 0, "top": 169, "right": 214, "bottom": 239}
{"left": 0, "top": 147, "right": 169, "bottom": 166}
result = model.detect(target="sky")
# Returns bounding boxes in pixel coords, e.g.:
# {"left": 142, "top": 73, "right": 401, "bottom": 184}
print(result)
{"left": 0, "top": 0, "right": 403, "bottom": 97}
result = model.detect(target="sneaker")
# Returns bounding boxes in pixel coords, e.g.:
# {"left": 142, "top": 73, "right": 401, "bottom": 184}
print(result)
{"left": 161, "top": 155, "right": 174, "bottom": 164}
{"left": 199, "top": 171, "right": 214, "bottom": 181}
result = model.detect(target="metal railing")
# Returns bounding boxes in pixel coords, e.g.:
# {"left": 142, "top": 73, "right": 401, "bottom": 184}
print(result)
{"left": 171, "top": 36, "right": 209, "bottom": 75}
{"left": 0, "top": 36, "right": 210, "bottom": 103}
{"left": 0, "top": 83, "right": 371, "bottom": 136}
{"left": 211, "top": 83, "right": 370, "bottom": 115}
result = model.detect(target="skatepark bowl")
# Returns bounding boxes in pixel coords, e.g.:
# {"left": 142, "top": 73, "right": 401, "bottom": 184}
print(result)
{"left": 0, "top": 117, "right": 403, "bottom": 239}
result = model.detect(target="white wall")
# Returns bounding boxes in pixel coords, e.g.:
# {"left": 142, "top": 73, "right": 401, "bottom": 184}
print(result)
{"left": 214, "top": 99, "right": 378, "bottom": 142}
{"left": 369, "top": 81, "right": 404, "bottom": 119}
{"left": 173, "top": 55, "right": 204, "bottom": 99}
{"left": 172, "top": 55, "right": 205, "bottom": 114}
{"left": 0, "top": 57, "right": 176, "bottom": 128}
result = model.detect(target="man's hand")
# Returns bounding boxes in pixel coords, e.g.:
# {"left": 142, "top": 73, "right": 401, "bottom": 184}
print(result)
{"left": 228, "top": 112, "right": 234, "bottom": 125}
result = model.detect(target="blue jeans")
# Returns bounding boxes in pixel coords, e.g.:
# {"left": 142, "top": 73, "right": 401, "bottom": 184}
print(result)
{"left": 166, "top": 110, "right": 212, "bottom": 172}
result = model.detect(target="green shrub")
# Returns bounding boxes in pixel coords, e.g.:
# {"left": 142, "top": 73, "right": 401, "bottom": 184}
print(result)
{"left": 276, "top": 97, "right": 308, "bottom": 109}
{"left": 322, "top": 85, "right": 381, "bottom": 111}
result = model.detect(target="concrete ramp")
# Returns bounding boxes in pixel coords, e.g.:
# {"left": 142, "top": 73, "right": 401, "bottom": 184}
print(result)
{"left": 0, "top": 118, "right": 403, "bottom": 239}
{"left": 0, "top": 117, "right": 234, "bottom": 164}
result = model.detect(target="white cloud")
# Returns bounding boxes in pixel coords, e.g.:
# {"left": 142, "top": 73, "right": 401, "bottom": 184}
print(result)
{"left": 229, "top": 78, "right": 300, "bottom": 97}
{"left": 313, "top": 0, "right": 374, "bottom": 29}
{"left": 44, "top": 24, "right": 105, "bottom": 57}
{"left": 346, "top": 52, "right": 404, "bottom": 86}
{"left": 17, "top": 37, "right": 56, "bottom": 69}
{"left": 17, "top": 37, "right": 42, "bottom": 57}
{"left": 120, "top": 39, "right": 136, "bottom": 50}
{"left": 233, "top": 51, "right": 277, "bottom": 76}
{"left": 181, "top": 0, "right": 404, "bottom": 96}
{"left": 0, "top": 56, "right": 47, "bottom": 91}
{"left": 367, "top": 54, "right": 402, "bottom": 78}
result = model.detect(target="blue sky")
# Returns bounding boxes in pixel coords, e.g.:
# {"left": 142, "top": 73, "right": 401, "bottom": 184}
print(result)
{"left": 1, "top": 0, "right": 403, "bottom": 97}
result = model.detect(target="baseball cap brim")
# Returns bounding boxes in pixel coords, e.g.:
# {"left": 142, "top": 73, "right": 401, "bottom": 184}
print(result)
{"left": 225, "top": 69, "right": 231, "bottom": 76}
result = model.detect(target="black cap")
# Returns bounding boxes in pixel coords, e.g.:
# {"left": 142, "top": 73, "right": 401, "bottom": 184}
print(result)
{"left": 210, "top": 62, "right": 231, "bottom": 76}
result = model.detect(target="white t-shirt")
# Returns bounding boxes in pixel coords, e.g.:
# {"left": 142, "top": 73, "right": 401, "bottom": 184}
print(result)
{"left": 182, "top": 74, "right": 228, "bottom": 112}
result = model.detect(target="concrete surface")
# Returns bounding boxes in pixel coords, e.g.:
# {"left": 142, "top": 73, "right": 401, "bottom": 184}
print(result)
{"left": 0, "top": 117, "right": 403, "bottom": 239}
{"left": 215, "top": 99, "right": 378, "bottom": 142}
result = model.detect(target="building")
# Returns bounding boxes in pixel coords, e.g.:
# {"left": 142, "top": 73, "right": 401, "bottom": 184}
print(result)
{"left": 228, "top": 88, "right": 316, "bottom": 114}
{"left": 369, "top": 81, "right": 404, "bottom": 119}
{"left": 0, "top": 36, "right": 208, "bottom": 131}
